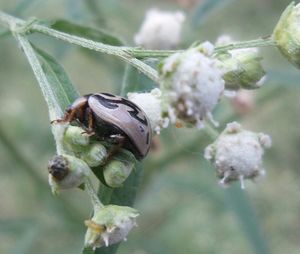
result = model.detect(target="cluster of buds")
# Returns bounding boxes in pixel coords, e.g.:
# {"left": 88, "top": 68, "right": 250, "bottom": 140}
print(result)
{"left": 129, "top": 37, "right": 266, "bottom": 130}
{"left": 48, "top": 126, "right": 136, "bottom": 191}
{"left": 48, "top": 124, "right": 140, "bottom": 248}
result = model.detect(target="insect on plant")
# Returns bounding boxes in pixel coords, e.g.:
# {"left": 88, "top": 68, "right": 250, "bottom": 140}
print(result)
{"left": 1, "top": 1, "right": 300, "bottom": 254}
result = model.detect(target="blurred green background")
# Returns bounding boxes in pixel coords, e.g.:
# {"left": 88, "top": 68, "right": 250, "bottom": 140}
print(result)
{"left": 1, "top": 0, "right": 300, "bottom": 253}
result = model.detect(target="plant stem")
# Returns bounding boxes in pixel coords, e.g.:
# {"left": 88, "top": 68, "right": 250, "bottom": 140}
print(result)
{"left": 129, "top": 48, "right": 180, "bottom": 58}
{"left": 0, "top": 11, "right": 159, "bottom": 83}
{"left": 85, "top": 178, "right": 104, "bottom": 212}
{"left": 214, "top": 37, "right": 277, "bottom": 52}
{"left": 0, "top": 11, "right": 277, "bottom": 84}
{"left": 14, "top": 34, "right": 67, "bottom": 154}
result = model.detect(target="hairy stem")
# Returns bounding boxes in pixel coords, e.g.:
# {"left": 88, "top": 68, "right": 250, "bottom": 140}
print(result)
{"left": 14, "top": 34, "right": 67, "bottom": 154}
{"left": 0, "top": 11, "right": 159, "bottom": 83}
{"left": 85, "top": 178, "right": 104, "bottom": 212}
{"left": 0, "top": 11, "right": 277, "bottom": 83}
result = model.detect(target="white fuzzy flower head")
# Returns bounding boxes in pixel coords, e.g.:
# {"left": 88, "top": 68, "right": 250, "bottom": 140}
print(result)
{"left": 215, "top": 35, "right": 266, "bottom": 90}
{"left": 160, "top": 42, "right": 225, "bottom": 128}
{"left": 127, "top": 88, "right": 169, "bottom": 134}
{"left": 84, "top": 205, "right": 139, "bottom": 249}
{"left": 134, "top": 9, "right": 185, "bottom": 49}
{"left": 205, "top": 122, "right": 271, "bottom": 189}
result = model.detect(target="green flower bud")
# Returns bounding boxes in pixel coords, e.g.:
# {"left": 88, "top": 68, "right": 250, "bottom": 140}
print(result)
{"left": 64, "top": 126, "right": 90, "bottom": 148}
{"left": 63, "top": 126, "right": 108, "bottom": 167}
{"left": 103, "top": 150, "right": 136, "bottom": 188}
{"left": 217, "top": 51, "right": 265, "bottom": 90}
{"left": 48, "top": 154, "right": 90, "bottom": 194}
{"left": 80, "top": 143, "right": 107, "bottom": 167}
{"left": 273, "top": 2, "right": 300, "bottom": 68}
{"left": 84, "top": 205, "right": 139, "bottom": 249}
{"left": 215, "top": 35, "right": 265, "bottom": 90}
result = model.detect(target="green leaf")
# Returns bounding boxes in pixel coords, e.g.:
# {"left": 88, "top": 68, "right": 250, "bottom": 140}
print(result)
{"left": 82, "top": 246, "right": 95, "bottom": 254}
{"left": 33, "top": 45, "right": 79, "bottom": 110}
{"left": 192, "top": 0, "right": 234, "bottom": 27}
{"left": 51, "top": 19, "right": 124, "bottom": 46}
{"left": 224, "top": 186, "right": 270, "bottom": 254}
{"left": 120, "top": 62, "right": 157, "bottom": 96}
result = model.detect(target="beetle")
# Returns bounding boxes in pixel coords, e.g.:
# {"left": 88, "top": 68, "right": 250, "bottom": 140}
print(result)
{"left": 53, "top": 93, "right": 152, "bottom": 160}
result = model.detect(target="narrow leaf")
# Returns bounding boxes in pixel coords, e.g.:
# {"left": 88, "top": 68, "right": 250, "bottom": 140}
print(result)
{"left": 14, "top": 35, "right": 79, "bottom": 155}
{"left": 224, "top": 186, "right": 270, "bottom": 254}
{"left": 51, "top": 19, "right": 124, "bottom": 46}
{"left": 33, "top": 45, "right": 79, "bottom": 110}
{"left": 121, "top": 62, "right": 157, "bottom": 96}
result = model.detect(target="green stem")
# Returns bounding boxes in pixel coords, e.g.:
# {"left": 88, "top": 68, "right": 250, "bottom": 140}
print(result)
{"left": 214, "top": 37, "right": 277, "bottom": 52}
{"left": 129, "top": 48, "right": 180, "bottom": 58}
{"left": 203, "top": 123, "right": 220, "bottom": 140}
{"left": 13, "top": 34, "right": 67, "bottom": 154}
{"left": 0, "top": 11, "right": 277, "bottom": 82}
{"left": 0, "top": 11, "right": 159, "bottom": 83}
{"left": 85, "top": 178, "right": 104, "bottom": 211}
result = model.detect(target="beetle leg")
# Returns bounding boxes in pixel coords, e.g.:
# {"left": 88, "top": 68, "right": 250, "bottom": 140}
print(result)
{"left": 50, "top": 108, "right": 78, "bottom": 124}
{"left": 105, "top": 134, "right": 125, "bottom": 161}
{"left": 80, "top": 107, "right": 95, "bottom": 136}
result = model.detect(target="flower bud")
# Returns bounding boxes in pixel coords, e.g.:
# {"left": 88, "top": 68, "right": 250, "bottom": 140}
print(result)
{"left": 80, "top": 143, "right": 108, "bottom": 167}
{"left": 127, "top": 88, "right": 169, "bottom": 134}
{"left": 64, "top": 126, "right": 90, "bottom": 147}
{"left": 273, "top": 2, "right": 300, "bottom": 68}
{"left": 103, "top": 150, "right": 136, "bottom": 188}
{"left": 159, "top": 42, "right": 225, "bottom": 128}
{"left": 84, "top": 205, "right": 139, "bottom": 249}
{"left": 134, "top": 9, "right": 185, "bottom": 49}
{"left": 215, "top": 35, "right": 265, "bottom": 90}
{"left": 204, "top": 122, "right": 271, "bottom": 189}
{"left": 48, "top": 154, "right": 90, "bottom": 194}
{"left": 63, "top": 126, "right": 108, "bottom": 167}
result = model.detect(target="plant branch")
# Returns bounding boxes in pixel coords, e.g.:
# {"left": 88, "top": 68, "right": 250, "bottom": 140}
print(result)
{"left": 85, "top": 178, "right": 104, "bottom": 211}
{"left": 0, "top": 11, "right": 159, "bottom": 83}
{"left": 13, "top": 34, "right": 66, "bottom": 154}
{"left": 214, "top": 37, "right": 277, "bottom": 52}
{"left": 0, "top": 11, "right": 278, "bottom": 84}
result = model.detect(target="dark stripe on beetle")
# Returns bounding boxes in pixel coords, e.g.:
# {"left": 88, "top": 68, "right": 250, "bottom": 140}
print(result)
{"left": 94, "top": 94, "right": 149, "bottom": 126}
{"left": 119, "top": 98, "right": 148, "bottom": 126}
{"left": 94, "top": 94, "right": 119, "bottom": 109}
{"left": 101, "top": 93, "right": 116, "bottom": 97}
